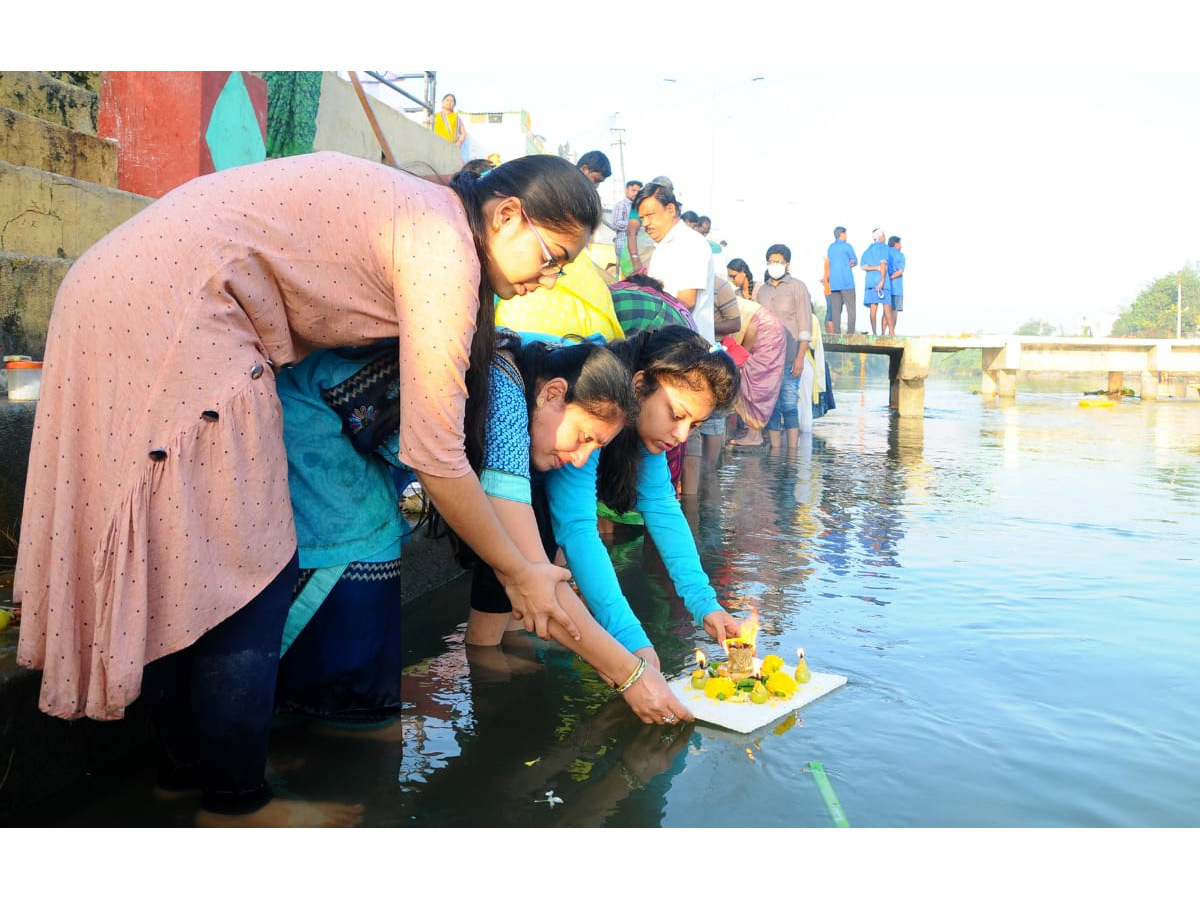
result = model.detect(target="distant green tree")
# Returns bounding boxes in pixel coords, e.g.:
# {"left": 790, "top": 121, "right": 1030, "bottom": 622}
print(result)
{"left": 1014, "top": 318, "right": 1058, "bottom": 336}
{"left": 1112, "top": 265, "right": 1200, "bottom": 338}
{"left": 931, "top": 348, "right": 982, "bottom": 377}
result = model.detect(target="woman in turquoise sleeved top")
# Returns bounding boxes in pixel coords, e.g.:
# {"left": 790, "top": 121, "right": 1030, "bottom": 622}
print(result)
{"left": 281, "top": 331, "right": 695, "bottom": 729}
{"left": 545, "top": 326, "right": 743, "bottom": 671}
{"left": 460, "top": 332, "right": 693, "bottom": 724}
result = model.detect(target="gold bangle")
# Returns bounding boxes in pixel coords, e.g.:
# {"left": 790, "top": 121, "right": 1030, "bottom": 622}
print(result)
{"left": 615, "top": 657, "right": 647, "bottom": 694}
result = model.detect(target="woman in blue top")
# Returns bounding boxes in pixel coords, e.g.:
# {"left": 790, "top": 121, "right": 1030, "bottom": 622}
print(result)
{"left": 470, "top": 327, "right": 743, "bottom": 677}
{"left": 548, "top": 327, "right": 743, "bottom": 669}
{"left": 456, "top": 332, "right": 692, "bottom": 724}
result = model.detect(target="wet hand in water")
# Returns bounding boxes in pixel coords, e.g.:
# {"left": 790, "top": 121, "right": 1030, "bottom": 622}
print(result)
{"left": 503, "top": 561, "right": 581, "bottom": 641}
{"left": 623, "top": 665, "right": 693, "bottom": 726}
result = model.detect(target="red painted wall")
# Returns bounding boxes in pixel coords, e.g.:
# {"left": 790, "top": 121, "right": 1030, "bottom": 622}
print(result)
{"left": 98, "top": 72, "right": 267, "bottom": 199}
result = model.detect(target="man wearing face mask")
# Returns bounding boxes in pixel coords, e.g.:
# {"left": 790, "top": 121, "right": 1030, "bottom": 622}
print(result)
{"left": 756, "top": 244, "right": 815, "bottom": 446}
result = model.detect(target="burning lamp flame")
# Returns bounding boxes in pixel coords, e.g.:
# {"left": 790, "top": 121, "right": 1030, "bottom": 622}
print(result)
{"left": 723, "top": 611, "right": 762, "bottom": 655}
{"left": 695, "top": 649, "right": 707, "bottom": 670}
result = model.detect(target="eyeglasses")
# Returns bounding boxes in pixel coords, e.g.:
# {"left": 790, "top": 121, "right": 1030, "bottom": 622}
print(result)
{"left": 519, "top": 206, "right": 565, "bottom": 279}
{"left": 496, "top": 192, "right": 565, "bottom": 279}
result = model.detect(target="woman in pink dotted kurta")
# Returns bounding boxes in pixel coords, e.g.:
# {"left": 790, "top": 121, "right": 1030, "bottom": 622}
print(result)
{"left": 14, "top": 151, "right": 601, "bottom": 818}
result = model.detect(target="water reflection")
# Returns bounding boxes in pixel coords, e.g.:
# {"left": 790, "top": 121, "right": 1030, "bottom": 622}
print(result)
{"left": 23, "top": 376, "right": 1200, "bottom": 827}
{"left": 396, "top": 628, "right": 694, "bottom": 827}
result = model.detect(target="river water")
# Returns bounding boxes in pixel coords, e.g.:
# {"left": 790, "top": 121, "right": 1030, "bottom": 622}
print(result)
{"left": 389, "top": 375, "right": 1200, "bottom": 828}
{"left": 17, "top": 375, "right": 1200, "bottom": 829}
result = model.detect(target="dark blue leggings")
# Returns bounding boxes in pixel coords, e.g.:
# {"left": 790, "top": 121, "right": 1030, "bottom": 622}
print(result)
{"left": 142, "top": 553, "right": 299, "bottom": 816}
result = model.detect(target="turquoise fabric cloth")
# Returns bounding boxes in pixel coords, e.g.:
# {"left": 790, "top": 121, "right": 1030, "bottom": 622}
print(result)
{"left": 275, "top": 346, "right": 406, "bottom": 570}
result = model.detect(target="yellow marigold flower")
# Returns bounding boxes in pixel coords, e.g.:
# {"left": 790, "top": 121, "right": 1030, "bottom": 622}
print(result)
{"left": 704, "top": 677, "right": 737, "bottom": 701}
{"left": 765, "top": 671, "right": 797, "bottom": 698}
{"left": 760, "top": 654, "right": 785, "bottom": 676}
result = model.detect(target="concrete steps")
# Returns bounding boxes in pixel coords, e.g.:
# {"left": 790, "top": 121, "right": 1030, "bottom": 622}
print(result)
{"left": 0, "top": 71, "right": 99, "bottom": 136}
{"left": 1, "top": 160, "right": 151, "bottom": 259}
{"left": 0, "top": 161, "right": 152, "bottom": 358}
{"left": 0, "top": 73, "right": 153, "bottom": 359}
{"left": 2, "top": 105, "right": 118, "bottom": 185}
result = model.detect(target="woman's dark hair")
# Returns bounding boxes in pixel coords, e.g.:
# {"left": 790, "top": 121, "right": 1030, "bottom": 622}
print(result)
{"left": 436, "top": 330, "right": 634, "bottom": 567}
{"left": 447, "top": 156, "right": 605, "bottom": 479}
{"left": 726, "top": 257, "right": 755, "bottom": 298}
{"left": 504, "top": 332, "right": 634, "bottom": 428}
{"left": 620, "top": 271, "right": 665, "bottom": 293}
{"left": 462, "top": 158, "right": 496, "bottom": 177}
{"left": 598, "top": 326, "right": 740, "bottom": 512}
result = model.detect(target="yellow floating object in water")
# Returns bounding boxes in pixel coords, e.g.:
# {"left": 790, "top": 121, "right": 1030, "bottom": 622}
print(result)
{"left": 1080, "top": 398, "right": 1115, "bottom": 408}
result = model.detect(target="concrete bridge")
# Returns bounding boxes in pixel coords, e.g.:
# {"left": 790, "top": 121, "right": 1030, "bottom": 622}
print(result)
{"left": 823, "top": 334, "right": 1200, "bottom": 417}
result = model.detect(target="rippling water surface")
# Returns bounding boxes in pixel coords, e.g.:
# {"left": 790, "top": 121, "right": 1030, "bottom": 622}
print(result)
{"left": 21, "top": 376, "right": 1200, "bottom": 828}
{"left": 389, "top": 377, "right": 1200, "bottom": 828}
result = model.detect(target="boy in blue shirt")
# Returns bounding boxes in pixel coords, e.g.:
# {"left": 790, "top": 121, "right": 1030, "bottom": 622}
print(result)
{"left": 887, "top": 235, "right": 906, "bottom": 335}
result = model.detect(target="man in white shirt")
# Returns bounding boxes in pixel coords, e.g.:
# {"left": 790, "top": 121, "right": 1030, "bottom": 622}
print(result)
{"left": 635, "top": 181, "right": 720, "bottom": 494}
{"left": 637, "top": 183, "right": 715, "bottom": 341}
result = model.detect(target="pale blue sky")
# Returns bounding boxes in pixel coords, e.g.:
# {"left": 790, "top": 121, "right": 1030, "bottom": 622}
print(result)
{"left": 436, "top": 69, "right": 1200, "bottom": 336}
{"left": 30, "top": 0, "right": 1200, "bottom": 337}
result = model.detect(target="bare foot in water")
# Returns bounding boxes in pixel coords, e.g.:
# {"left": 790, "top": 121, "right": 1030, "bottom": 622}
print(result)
{"left": 465, "top": 643, "right": 543, "bottom": 680}
{"left": 309, "top": 718, "right": 407, "bottom": 743}
{"left": 152, "top": 785, "right": 199, "bottom": 801}
{"left": 195, "top": 797, "right": 364, "bottom": 828}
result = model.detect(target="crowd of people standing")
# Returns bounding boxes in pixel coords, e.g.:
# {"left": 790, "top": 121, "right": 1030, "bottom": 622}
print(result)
{"left": 821, "top": 226, "right": 907, "bottom": 336}
{"left": 608, "top": 175, "right": 837, "bottom": 459}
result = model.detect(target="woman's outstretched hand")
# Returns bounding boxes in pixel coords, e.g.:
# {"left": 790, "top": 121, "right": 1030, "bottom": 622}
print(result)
{"left": 500, "top": 561, "right": 581, "bottom": 641}
{"left": 621, "top": 665, "right": 693, "bottom": 726}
